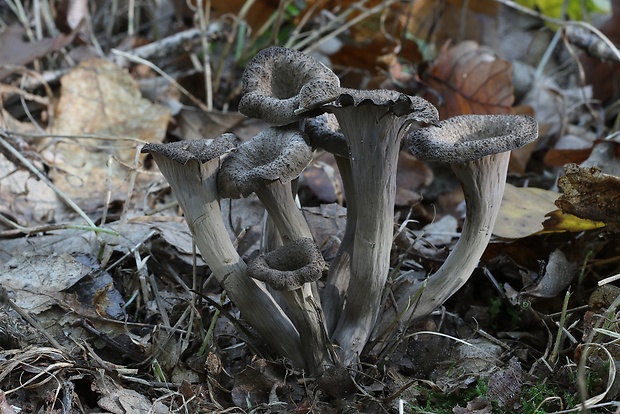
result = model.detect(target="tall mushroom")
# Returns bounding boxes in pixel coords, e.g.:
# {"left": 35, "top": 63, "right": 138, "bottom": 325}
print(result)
{"left": 304, "top": 113, "right": 356, "bottom": 333}
{"left": 381, "top": 114, "right": 538, "bottom": 326}
{"left": 300, "top": 86, "right": 439, "bottom": 363}
{"left": 141, "top": 136, "right": 304, "bottom": 366}
{"left": 217, "top": 126, "right": 333, "bottom": 370}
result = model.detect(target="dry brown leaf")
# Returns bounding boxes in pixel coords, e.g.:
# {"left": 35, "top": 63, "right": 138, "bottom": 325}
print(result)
{"left": 556, "top": 163, "right": 620, "bottom": 231}
{"left": 395, "top": 151, "right": 433, "bottom": 206}
{"left": 486, "top": 357, "right": 522, "bottom": 410}
{"left": 425, "top": 41, "right": 514, "bottom": 118}
{"left": 408, "top": 0, "right": 500, "bottom": 50}
{"left": 47, "top": 58, "right": 169, "bottom": 212}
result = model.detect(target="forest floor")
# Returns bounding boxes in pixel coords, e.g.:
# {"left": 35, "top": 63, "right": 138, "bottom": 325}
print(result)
{"left": 1, "top": 0, "right": 620, "bottom": 413}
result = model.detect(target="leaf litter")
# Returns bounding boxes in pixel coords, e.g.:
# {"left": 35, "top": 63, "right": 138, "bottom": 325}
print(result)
{"left": 0, "top": 0, "right": 620, "bottom": 413}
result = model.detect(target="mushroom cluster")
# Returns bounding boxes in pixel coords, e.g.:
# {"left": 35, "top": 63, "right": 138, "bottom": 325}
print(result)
{"left": 143, "top": 47, "right": 538, "bottom": 373}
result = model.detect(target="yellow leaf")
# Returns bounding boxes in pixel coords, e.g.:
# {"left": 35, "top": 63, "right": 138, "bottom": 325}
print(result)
{"left": 542, "top": 210, "right": 606, "bottom": 233}
{"left": 493, "top": 183, "right": 559, "bottom": 239}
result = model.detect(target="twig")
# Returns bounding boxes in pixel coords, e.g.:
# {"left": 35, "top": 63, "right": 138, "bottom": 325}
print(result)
{"left": 4, "top": 295, "right": 66, "bottom": 352}
{"left": 111, "top": 48, "right": 211, "bottom": 113}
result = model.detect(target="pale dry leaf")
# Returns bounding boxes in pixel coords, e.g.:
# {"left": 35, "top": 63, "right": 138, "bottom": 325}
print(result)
{"left": 0, "top": 154, "right": 58, "bottom": 228}
{"left": 521, "top": 249, "right": 577, "bottom": 298}
{"left": 0, "top": 253, "right": 90, "bottom": 314}
{"left": 494, "top": 183, "right": 559, "bottom": 239}
{"left": 47, "top": 58, "right": 169, "bottom": 212}
{"left": 98, "top": 389, "right": 170, "bottom": 414}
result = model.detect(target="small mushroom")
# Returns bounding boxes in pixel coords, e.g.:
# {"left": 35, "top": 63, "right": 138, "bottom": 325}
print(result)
{"left": 238, "top": 46, "right": 340, "bottom": 126}
{"left": 301, "top": 85, "right": 440, "bottom": 363}
{"left": 389, "top": 114, "right": 538, "bottom": 323}
{"left": 141, "top": 135, "right": 304, "bottom": 366}
{"left": 248, "top": 238, "right": 333, "bottom": 374}
{"left": 249, "top": 237, "right": 325, "bottom": 291}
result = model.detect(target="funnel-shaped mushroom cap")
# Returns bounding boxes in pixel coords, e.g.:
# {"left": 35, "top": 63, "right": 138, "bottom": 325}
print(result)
{"left": 299, "top": 86, "right": 439, "bottom": 126}
{"left": 304, "top": 113, "right": 348, "bottom": 158}
{"left": 248, "top": 238, "right": 325, "bottom": 291}
{"left": 218, "top": 127, "right": 312, "bottom": 199}
{"left": 408, "top": 114, "right": 538, "bottom": 163}
{"left": 141, "top": 133, "right": 238, "bottom": 164}
{"left": 239, "top": 46, "right": 340, "bottom": 126}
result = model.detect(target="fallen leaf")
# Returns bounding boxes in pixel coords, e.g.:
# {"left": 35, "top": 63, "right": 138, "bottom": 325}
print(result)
{"left": 98, "top": 388, "right": 169, "bottom": 414}
{"left": 521, "top": 249, "right": 577, "bottom": 298}
{"left": 0, "top": 253, "right": 90, "bottom": 314}
{"left": 425, "top": 41, "right": 514, "bottom": 118}
{"left": 408, "top": 0, "right": 500, "bottom": 51}
{"left": 395, "top": 151, "right": 433, "bottom": 206}
{"left": 493, "top": 184, "right": 558, "bottom": 239}
{"left": 0, "top": 26, "right": 78, "bottom": 80}
{"left": 581, "top": 0, "right": 620, "bottom": 104}
{"left": 486, "top": 357, "right": 522, "bottom": 410}
{"left": 542, "top": 209, "right": 606, "bottom": 232}
{"left": 0, "top": 153, "right": 58, "bottom": 228}
{"left": 556, "top": 163, "right": 620, "bottom": 231}
{"left": 47, "top": 58, "right": 169, "bottom": 212}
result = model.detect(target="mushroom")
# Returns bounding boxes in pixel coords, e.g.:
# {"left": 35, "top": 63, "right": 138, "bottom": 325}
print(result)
{"left": 300, "top": 85, "right": 440, "bottom": 363}
{"left": 217, "top": 126, "right": 314, "bottom": 243}
{"left": 141, "top": 135, "right": 303, "bottom": 367}
{"left": 217, "top": 126, "right": 333, "bottom": 370}
{"left": 248, "top": 237, "right": 332, "bottom": 374}
{"left": 238, "top": 46, "right": 340, "bottom": 126}
{"left": 304, "top": 113, "right": 355, "bottom": 333}
{"left": 383, "top": 114, "right": 538, "bottom": 325}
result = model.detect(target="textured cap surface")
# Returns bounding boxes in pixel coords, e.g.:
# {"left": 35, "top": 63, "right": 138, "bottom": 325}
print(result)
{"left": 248, "top": 238, "right": 325, "bottom": 291}
{"left": 239, "top": 47, "right": 340, "bottom": 126}
{"left": 304, "top": 113, "right": 348, "bottom": 158}
{"left": 408, "top": 114, "right": 538, "bottom": 163}
{"left": 218, "top": 127, "right": 312, "bottom": 198}
{"left": 141, "top": 133, "right": 238, "bottom": 164}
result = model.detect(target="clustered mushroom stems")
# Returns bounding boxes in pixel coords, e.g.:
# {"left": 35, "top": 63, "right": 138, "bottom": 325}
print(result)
{"left": 145, "top": 46, "right": 538, "bottom": 375}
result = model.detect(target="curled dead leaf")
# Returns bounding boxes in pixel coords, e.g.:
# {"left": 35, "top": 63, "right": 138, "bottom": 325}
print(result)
{"left": 556, "top": 163, "right": 620, "bottom": 232}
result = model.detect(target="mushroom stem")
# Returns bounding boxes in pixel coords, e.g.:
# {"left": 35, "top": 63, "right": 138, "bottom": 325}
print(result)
{"left": 381, "top": 152, "right": 510, "bottom": 326}
{"left": 373, "top": 114, "right": 538, "bottom": 342}
{"left": 256, "top": 181, "right": 313, "bottom": 242}
{"left": 148, "top": 151, "right": 304, "bottom": 367}
{"left": 322, "top": 154, "right": 356, "bottom": 334}
{"left": 330, "top": 105, "right": 404, "bottom": 363}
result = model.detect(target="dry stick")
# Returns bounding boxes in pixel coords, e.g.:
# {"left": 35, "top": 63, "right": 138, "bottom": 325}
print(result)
{"left": 0, "top": 132, "right": 97, "bottom": 229}
{"left": 196, "top": 0, "right": 214, "bottom": 111}
{"left": 111, "top": 48, "right": 211, "bottom": 113}
{"left": 292, "top": 0, "right": 397, "bottom": 53}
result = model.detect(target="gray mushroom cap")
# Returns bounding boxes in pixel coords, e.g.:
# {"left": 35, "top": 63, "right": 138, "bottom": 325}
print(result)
{"left": 217, "top": 126, "right": 313, "bottom": 198}
{"left": 408, "top": 114, "right": 538, "bottom": 163}
{"left": 304, "top": 113, "right": 348, "bottom": 158}
{"left": 141, "top": 133, "right": 238, "bottom": 164}
{"left": 298, "top": 85, "right": 439, "bottom": 126}
{"left": 248, "top": 238, "right": 325, "bottom": 291}
{"left": 239, "top": 46, "right": 340, "bottom": 126}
